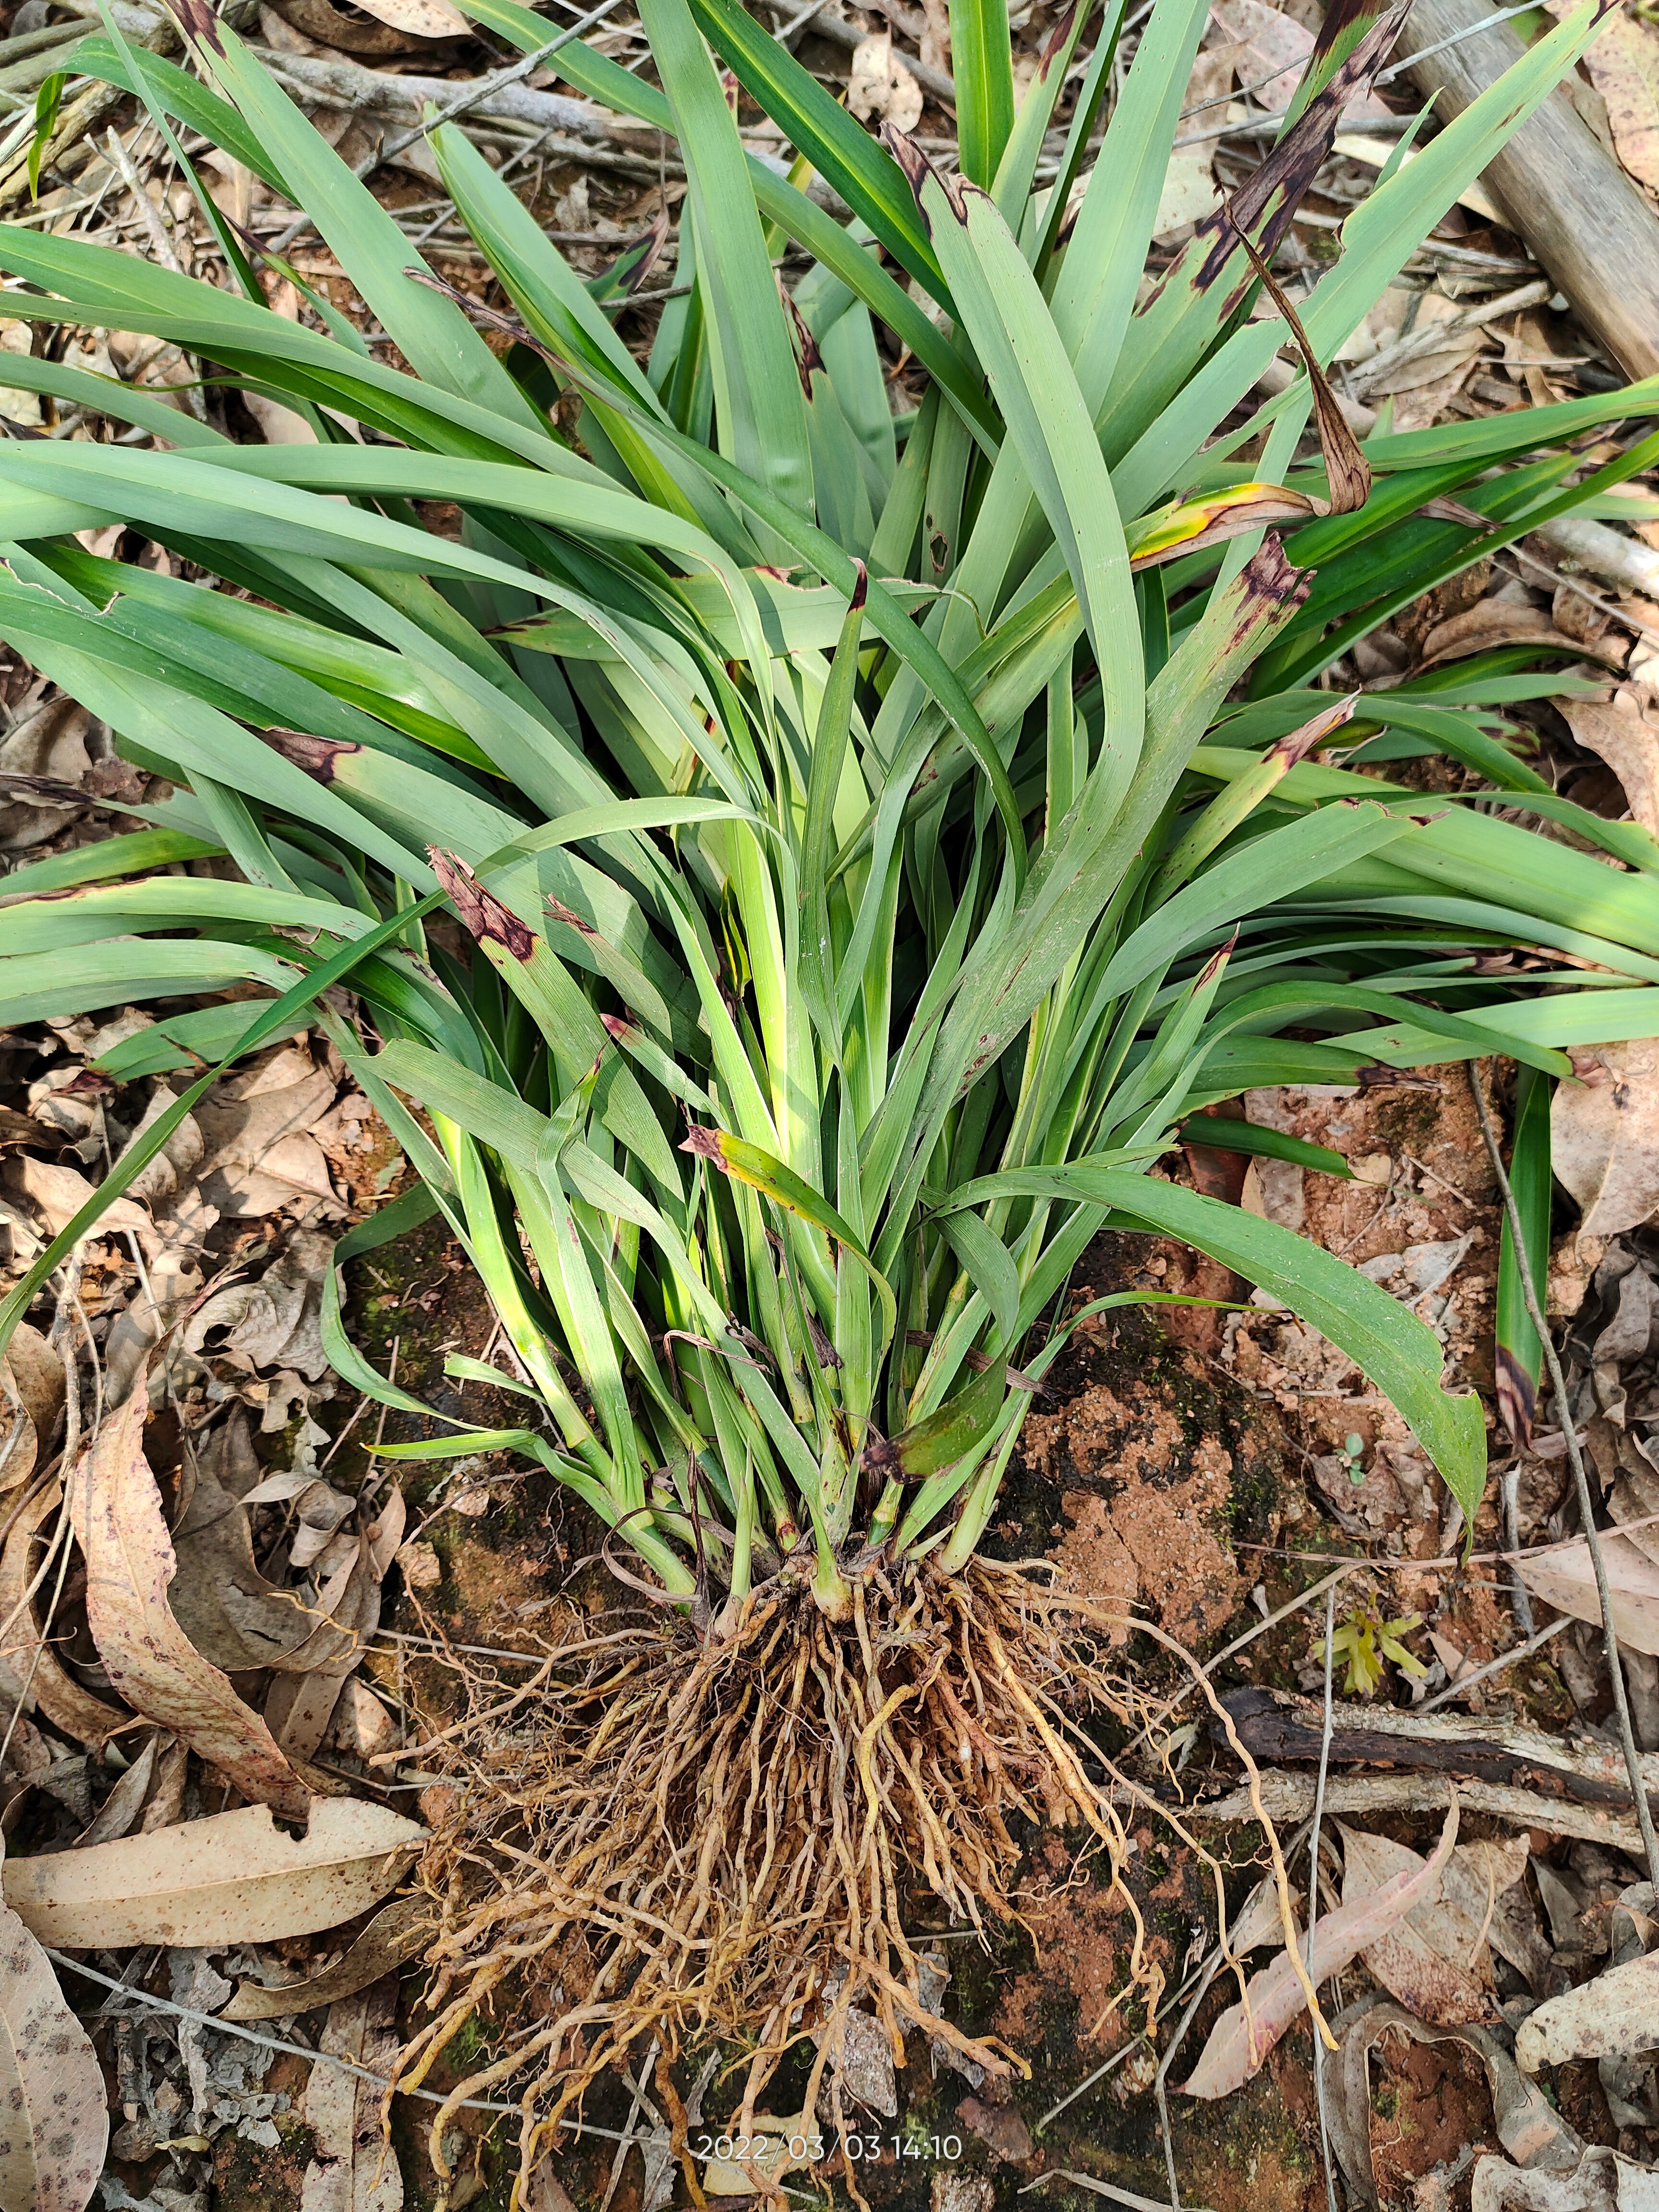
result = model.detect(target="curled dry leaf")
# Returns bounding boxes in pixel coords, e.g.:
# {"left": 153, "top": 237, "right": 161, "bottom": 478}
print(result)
{"left": 0, "top": 1482, "right": 129, "bottom": 1747}
{"left": 0, "top": 1899, "right": 107, "bottom": 2212}
{"left": 1470, "top": 2150, "right": 1654, "bottom": 2212}
{"left": 0, "top": 1323, "right": 61, "bottom": 1494}
{"left": 1183, "top": 1795, "right": 1459, "bottom": 2098}
{"left": 73, "top": 1731, "right": 158, "bottom": 1848}
{"left": 222, "top": 1894, "right": 426, "bottom": 2020}
{"left": 1328, "top": 1996, "right": 1582, "bottom": 2210}
{"left": 1552, "top": 1038, "right": 1659, "bottom": 1239}
{"left": 1516, "top": 1944, "right": 1659, "bottom": 2075}
{"left": 1515, "top": 1530, "right": 1659, "bottom": 1657}
{"left": 2, "top": 1795, "right": 425, "bottom": 1948}
{"left": 846, "top": 32, "right": 924, "bottom": 133}
{"left": 1417, "top": 601, "right": 1616, "bottom": 673}
{"left": 67, "top": 1373, "right": 311, "bottom": 1822}
{"left": 1558, "top": 691, "right": 1659, "bottom": 842}
{"left": 168, "top": 1415, "right": 327, "bottom": 1673}
{"left": 1339, "top": 1825, "right": 1497, "bottom": 2025}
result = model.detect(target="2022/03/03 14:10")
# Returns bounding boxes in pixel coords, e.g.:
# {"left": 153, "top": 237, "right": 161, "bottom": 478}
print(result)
{"left": 693, "top": 2132, "right": 966, "bottom": 2163}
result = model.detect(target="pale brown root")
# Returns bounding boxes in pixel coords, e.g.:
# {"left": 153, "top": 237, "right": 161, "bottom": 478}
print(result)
{"left": 388, "top": 1558, "right": 1249, "bottom": 2206}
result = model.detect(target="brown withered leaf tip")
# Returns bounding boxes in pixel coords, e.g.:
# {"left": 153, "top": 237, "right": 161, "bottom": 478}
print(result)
{"left": 880, "top": 123, "right": 969, "bottom": 225}
{"left": 1235, "top": 537, "right": 1311, "bottom": 629}
{"left": 427, "top": 847, "right": 535, "bottom": 962}
{"left": 1268, "top": 691, "right": 1358, "bottom": 768}
{"left": 545, "top": 896, "right": 599, "bottom": 940}
{"left": 805, "top": 1310, "right": 843, "bottom": 1371}
{"left": 849, "top": 558, "right": 868, "bottom": 613}
{"left": 601, "top": 1012, "right": 636, "bottom": 1044}
{"left": 1192, "top": 0, "right": 1409, "bottom": 301}
{"left": 1038, "top": 0, "right": 1079, "bottom": 71}
{"left": 165, "top": 0, "right": 225, "bottom": 50}
{"left": 680, "top": 1125, "right": 727, "bottom": 1164}
{"left": 263, "top": 728, "right": 362, "bottom": 783}
{"left": 781, "top": 283, "right": 825, "bottom": 402}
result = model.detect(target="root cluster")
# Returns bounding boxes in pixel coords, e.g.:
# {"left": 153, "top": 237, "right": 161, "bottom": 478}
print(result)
{"left": 392, "top": 1559, "right": 1207, "bottom": 2198}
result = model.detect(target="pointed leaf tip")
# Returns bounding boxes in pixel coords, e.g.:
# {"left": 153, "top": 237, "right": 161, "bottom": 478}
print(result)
{"left": 428, "top": 848, "right": 534, "bottom": 962}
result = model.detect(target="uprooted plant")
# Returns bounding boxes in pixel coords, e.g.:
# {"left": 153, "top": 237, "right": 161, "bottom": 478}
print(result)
{"left": 1, "top": 0, "right": 1659, "bottom": 2182}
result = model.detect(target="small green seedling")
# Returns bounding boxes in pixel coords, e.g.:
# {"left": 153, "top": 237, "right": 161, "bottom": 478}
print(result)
{"left": 1321, "top": 1597, "right": 1430, "bottom": 1699}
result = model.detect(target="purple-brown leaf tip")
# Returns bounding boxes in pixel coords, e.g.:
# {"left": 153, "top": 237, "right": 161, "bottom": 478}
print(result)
{"left": 428, "top": 848, "right": 535, "bottom": 962}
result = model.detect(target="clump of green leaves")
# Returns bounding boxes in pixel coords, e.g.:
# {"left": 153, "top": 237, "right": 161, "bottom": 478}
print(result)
{"left": 0, "top": 0, "right": 1649, "bottom": 1609}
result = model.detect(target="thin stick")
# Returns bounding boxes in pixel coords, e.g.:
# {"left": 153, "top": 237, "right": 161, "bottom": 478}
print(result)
{"left": 267, "top": 0, "right": 631, "bottom": 252}
{"left": 1307, "top": 1586, "right": 1339, "bottom": 2212}
{"left": 1418, "top": 1610, "right": 1569, "bottom": 1711}
{"left": 1154, "top": 2071, "right": 1182, "bottom": 2212}
{"left": 47, "top": 1950, "right": 647, "bottom": 2136}
{"left": 1468, "top": 1058, "right": 1659, "bottom": 1887}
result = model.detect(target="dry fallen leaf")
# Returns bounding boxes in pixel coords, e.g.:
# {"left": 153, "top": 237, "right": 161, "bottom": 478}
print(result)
{"left": 1417, "top": 600, "right": 1610, "bottom": 672}
{"left": 67, "top": 1372, "right": 312, "bottom": 1821}
{"left": 1470, "top": 2148, "right": 1654, "bottom": 2211}
{"left": 223, "top": 1894, "right": 426, "bottom": 2021}
{"left": 0, "top": 1482, "right": 128, "bottom": 1747}
{"left": 846, "top": 32, "right": 923, "bottom": 133}
{"left": 1339, "top": 1825, "right": 1495, "bottom": 2024}
{"left": 1552, "top": 1039, "right": 1659, "bottom": 1238}
{"left": 1184, "top": 1797, "right": 1460, "bottom": 2098}
{"left": 1331, "top": 1997, "right": 1583, "bottom": 2206}
{"left": 349, "top": 0, "right": 468, "bottom": 35}
{"left": 0, "top": 1899, "right": 107, "bottom": 2212}
{"left": 1583, "top": 7, "right": 1659, "bottom": 192}
{"left": 2, "top": 1795, "right": 425, "bottom": 1948}
{"left": 1517, "top": 1945, "right": 1659, "bottom": 2074}
{"left": 0, "top": 1324, "right": 61, "bottom": 1494}
{"left": 1559, "top": 690, "right": 1659, "bottom": 841}
{"left": 1516, "top": 1529, "right": 1659, "bottom": 1656}
{"left": 181, "top": 1227, "right": 334, "bottom": 1379}
{"left": 168, "top": 1414, "right": 333, "bottom": 1673}
{"left": 301, "top": 1974, "right": 403, "bottom": 2212}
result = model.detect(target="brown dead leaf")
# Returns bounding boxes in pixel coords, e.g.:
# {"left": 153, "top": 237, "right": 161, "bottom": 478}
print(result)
{"left": 1418, "top": 600, "right": 1608, "bottom": 672}
{"left": 1517, "top": 1944, "right": 1659, "bottom": 2074}
{"left": 3, "top": 1155, "right": 155, "bottom": 1252}
{"left": 1330, "top": 1998, "right": 1583, "bottom": 2206}
{"left": 0, "top": 700, "right": 98, "bottom": 853}
{"left": 301, "top": 1974, "right": 403, "bottom": 2212}
{"left": 168, "top": 1414, "right": 329, "bottom": 1673}
{"left": 181, "top": 1228, "right": 334, "bottom": 1379}
{"left": 1339, "top": 1824, "right": 1495, "bottom": 2024}
{"left": 1583, "top": 8, "right": 1659, "bottom": 192}
{"left": 0, "top": 1482, "right": 128, "bottom": 1747}
{"left": 74, "top": 1731, "right": 158, "bottom": 1849}
{"left": 67, "top": 1373, "right": 311, "bottom": 1822}
{"left": 193, "top": 1050, "right": 340, "bottom": 1220}
{"left": 0, "top": 1898, "right": 107, "bottom": 2212}
{"left": 1516, "top": 1529, "right": 1659, "bottom": 1656}
{"left": 0, "top": 1323, "right": 61, "bottom": 1494}
{"left": 1559, "top": 690, "right": 1659, "bottom": 840}
{"left": 1552, "top": 1039, "right": 1659, "bottom": 1237}
{"left": 223, "top": 1894, "right": 425, "bottom": 2021}
{"left": 846, "top": 32, "right": 924, "bottom": 132}
{"left": 1, "top": 1795, "right": 425, "bottom": 1948}
{"left": 349, "top": 0, "right": 467, "bottom": 33}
